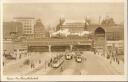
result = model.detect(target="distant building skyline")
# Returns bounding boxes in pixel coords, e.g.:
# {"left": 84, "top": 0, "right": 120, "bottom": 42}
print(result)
{"left": 3, "top": 3, "right": 124, "bottom": 28}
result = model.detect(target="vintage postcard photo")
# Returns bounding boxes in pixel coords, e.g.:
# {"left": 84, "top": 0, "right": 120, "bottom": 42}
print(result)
{"left": 0, "top": 0, "right": 128, "bottom": 81}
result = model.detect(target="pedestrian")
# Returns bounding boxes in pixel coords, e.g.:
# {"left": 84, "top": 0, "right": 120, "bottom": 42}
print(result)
{"left": 48, "top": 62, "right": 50, "bottom": 67}
{"left": 19, "top": 54, "right": 21, "bottom": 59}
{"left": 33, "top": 63, "right": 35, "bottom": 68}
{"left": 3, "top": 62, "right": 4, "bottom": 66}
{"left": 39, "top": 60, "right": 41, "bottom": 64}
{"left": 96, "top": 49, "right": 98, "bottom": 55}
{"left": 110, "top": 57, "right": 112, "bottom": 64}
{"left": 94, "top": 49, "right": 96, "bottom": 55}
{"left": 31, "top": 63, "right": 33, "bottom": 68}
{"left": 50, "top": 58, "right": 53, "bottom": 63}
{"left": 31, "top": 62, "right": 35, "bottom": 68}
{"left": 117, "top": 60, "right": 120, "bottom": 64}
{"left": 107, "top": 55, "right": 110, "bottom": 59}
{"left": 115, "top": 56, "right": 119, "bottom": 64}
{"left": 107, "top": 50, "right": 110, "bottom": 59}
{"left": 60, "top": 65, "right": 64, "bottom": 72}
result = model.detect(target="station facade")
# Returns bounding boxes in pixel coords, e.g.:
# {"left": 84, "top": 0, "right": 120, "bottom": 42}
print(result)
{"left": 3, "top": 18, "right": 124, "bottom": 57}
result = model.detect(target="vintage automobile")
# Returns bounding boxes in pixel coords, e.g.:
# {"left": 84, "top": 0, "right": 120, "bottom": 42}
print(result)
{"left": 75, "top": 56, "right": 82, "bottom": 63}
{"left": 65, "top": 54, "right": 72, "bottom": 60}
{"left": 65, "top": 52, "right": 73, "bottom": 60}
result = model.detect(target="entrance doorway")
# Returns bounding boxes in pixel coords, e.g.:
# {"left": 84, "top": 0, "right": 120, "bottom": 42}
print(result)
{"left": 94, "top": 27, "right": 105, "bottom": 55}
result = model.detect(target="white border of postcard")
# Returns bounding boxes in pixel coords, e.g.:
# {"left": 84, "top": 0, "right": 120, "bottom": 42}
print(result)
{"left": 0, "top": 0, "right": 128, "bottom": 81}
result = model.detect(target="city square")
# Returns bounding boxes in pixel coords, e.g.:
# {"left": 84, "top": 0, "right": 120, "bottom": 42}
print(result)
{"left": 2, "top": 2, "right": 124, "bottom": 76}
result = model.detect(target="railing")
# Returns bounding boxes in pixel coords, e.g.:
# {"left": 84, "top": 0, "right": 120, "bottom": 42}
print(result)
{"left": 4, "top": 37, "right": 92, "bottom": 46}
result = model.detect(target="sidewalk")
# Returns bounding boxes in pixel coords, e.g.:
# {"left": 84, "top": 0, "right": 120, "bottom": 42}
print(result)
{"left": 25, "top": 58, "right": 52, "bottom": 75}
{"left": 96, "top": 54, "right": 124, "bottom": 74}
{"left": 28, "top": 65, "right": 52, "bottom": 75}
{"left": 3, "top": 52, "right": 52, "bottom": 75}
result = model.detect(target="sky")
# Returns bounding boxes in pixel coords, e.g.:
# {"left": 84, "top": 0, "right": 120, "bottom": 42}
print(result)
{"left": 3, "top": 3, "right": 124, "bottom": 28}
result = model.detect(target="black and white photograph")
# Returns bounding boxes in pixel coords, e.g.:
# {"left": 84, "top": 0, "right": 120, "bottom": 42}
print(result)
{"left": 0, "top": 0, "right": 128, "bottom": 81}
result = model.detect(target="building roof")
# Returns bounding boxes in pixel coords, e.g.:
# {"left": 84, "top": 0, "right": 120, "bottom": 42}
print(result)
{"left": 60, "top": 25, "right": 85, "bottom": 28}
{"left": 60, "top": 19, "right": 88, "bottom": 28}
{"left": 87, "top": 24, "right": 124, "bottom": 33}
{"left": 34, "top": 19, "right": 45, "bottom": 33}
{"left": 63, "top": 19, "right": 85, "bottom": 25}
{"left": 14, "top": 17, "right": 35, "bottom": 19}
{"left": 105, "top": 27, "right": 124, "bottom": 32}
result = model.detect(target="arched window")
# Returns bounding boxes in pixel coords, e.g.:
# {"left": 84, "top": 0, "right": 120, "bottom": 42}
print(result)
{"left": 95, "top": 27, "right": 105, "bottom": 34}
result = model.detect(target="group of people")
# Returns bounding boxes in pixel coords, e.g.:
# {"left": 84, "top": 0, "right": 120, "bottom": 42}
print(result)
{"left": 107, "top": 48, "right": 120, "bottom": 64}
{"left": 30, "top": 59, "right": 42, "bottom": 69}
{"left": 93, "top": 48, "right": 104, "bottom": 56}
{"left": 93, "top": 47, "right": 120, "bottom": 64}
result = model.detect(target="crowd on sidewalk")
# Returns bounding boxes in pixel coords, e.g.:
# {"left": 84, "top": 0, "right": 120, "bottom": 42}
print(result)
{"left": 93, "top": 47, "right": 123, "bottom": 65}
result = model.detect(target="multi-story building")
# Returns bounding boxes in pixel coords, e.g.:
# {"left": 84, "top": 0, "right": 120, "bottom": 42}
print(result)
{"left": 87, "top": 24, "right": 124, "bottom": 41}
{"left": 14, "top": 17, "right": 35, "bottom": 35}
{"left": 3, "top": 21, "right": 23, "bottom": 53}
{"left": 34, "top": 19, "right": 46, "bottom": 38}
{"left": 58, "top": 19, "right": 88, "bottom": 33}
{"left": 105, "top": 26, "right": 124, "bottom": 41}
{"left": 88, "top": 24, "right": 124, "bottom": 57}
{"left": 3, "top": 21, "right": 23, "bottom": 40}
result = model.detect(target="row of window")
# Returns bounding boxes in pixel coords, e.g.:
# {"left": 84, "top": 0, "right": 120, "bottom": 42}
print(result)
{"left": 24, "top": 25, "right": 32, "bottom": 27}
{"left": 24, "top": 28, "right": 32, "bottom": 30}
{"left": 22, "top": 20, "right": 33, "bottom": 24}
{"left": 106, "top": 32, "right": 123, "bottom": 40}
{"left": 24, "top": 31, "right": 32, "bottom": 34}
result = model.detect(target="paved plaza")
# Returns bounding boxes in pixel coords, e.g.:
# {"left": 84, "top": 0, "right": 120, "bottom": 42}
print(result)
{"left": 3, "top": 51, "right": 124, "bottom": 75}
